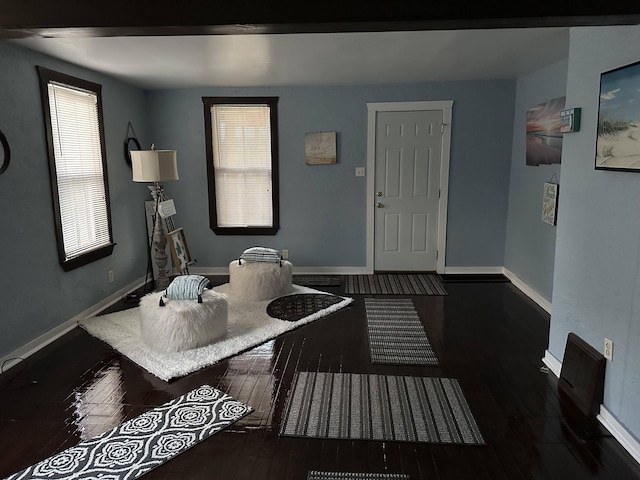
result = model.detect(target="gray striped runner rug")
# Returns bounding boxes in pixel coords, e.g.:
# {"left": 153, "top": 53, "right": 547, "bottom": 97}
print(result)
{"left": 293, "top": 275, "right": 342, "bottom": 287}
{"left": 365, "top": 298, "right": 438, "bottom": 366}
{"left": 345, "top": 274, "right": 447, "bottom": 295}
{"left": 308, "top": 472, "right": 409, "bottom": 480}
{"left": 280, "top": 372, "right": 485, "bottom": 445}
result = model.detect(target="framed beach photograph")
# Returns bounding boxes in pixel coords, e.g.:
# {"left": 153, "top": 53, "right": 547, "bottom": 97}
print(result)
{"left": 167, "top": 227, "right": 192, "bottom": 274}
{"left": 595, "top": 59, "right": 640, "bottom": 171}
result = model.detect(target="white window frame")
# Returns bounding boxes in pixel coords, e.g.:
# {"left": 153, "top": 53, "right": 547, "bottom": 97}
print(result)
{"left": 37, "top": 66, "right": 114, "bottom": 271}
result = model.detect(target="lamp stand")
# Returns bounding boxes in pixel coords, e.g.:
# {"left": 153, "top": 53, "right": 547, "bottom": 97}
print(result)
{"left": 149, "top": 183, "right": 171, "bottom": 291}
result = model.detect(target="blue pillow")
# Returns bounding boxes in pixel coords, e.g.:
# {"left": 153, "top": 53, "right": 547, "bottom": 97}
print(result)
{"left": 239, "top": 246, "right": 282, "bottom": 264}
{"left": 160, "top": 275, "right": 211, "bottom": 306}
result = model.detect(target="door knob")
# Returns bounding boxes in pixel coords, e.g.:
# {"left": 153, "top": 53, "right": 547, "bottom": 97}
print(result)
{"left": 376, "top": 202, "right": 384, "bottom": 208}
{"left": 376, "top": 191, "right": 383, "bottom": 197}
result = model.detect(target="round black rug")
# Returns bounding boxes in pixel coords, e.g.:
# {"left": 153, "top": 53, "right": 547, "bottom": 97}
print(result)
{"left": 267, "top": 293, "right": 344, "bottom": 322}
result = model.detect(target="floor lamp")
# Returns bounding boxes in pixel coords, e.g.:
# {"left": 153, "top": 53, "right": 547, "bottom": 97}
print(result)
{"left": 131, "top": 145, "right": 179, "bottom": 291}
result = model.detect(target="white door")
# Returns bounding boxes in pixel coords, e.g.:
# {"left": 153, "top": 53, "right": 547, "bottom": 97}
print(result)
{"left": 374, "top": 110, "right": 443, "bottom": 271}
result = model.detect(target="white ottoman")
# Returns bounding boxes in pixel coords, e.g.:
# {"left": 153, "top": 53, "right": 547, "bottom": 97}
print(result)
{"left": 138, "top": 289, "right": 228, "bottom": 352}
{"left": 228, "top": 259, "right": 293, "bottom": 301}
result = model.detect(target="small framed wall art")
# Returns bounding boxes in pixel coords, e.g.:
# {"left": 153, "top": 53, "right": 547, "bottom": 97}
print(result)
{"left": 305, "top": 132, "right": 337, "bottom": 165}
{"left": 542, "top": 182, "right": 559, "bottom": 226}
{"left": 167, "top": 227, "right": 193, "bottom": 274}
{"left": 560, "top": 108, "right": 581, "bottom": 133}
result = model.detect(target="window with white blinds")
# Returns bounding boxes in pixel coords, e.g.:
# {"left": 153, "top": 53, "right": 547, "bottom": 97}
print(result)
{"left": 203, "top": 97, "right": 279, "bottom": 235}
{"left": 38, "top": 67, "right": 114, "bottom": 270}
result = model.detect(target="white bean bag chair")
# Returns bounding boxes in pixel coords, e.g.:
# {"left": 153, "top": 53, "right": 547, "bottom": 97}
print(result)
{"left": 139, "top": 289, "right": 228, "bottom": 352}
{"left": 228, "top": 259, "right": 293, "bottom": 302}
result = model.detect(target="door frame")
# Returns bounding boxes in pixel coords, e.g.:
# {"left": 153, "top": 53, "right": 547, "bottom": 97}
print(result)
{"left": 366, "top": 100, "right": 453, "bottom": 274}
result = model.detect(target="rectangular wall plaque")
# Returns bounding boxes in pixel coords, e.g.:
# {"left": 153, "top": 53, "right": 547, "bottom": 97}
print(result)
{"left": 560, "top": 107, "right": 581, "bottom": 133}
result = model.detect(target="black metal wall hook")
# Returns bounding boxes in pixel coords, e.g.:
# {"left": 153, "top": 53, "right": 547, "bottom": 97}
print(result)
{"left": 0, "top": 129, "right": 10, "bottom": 175}
{"left": 123, "top": 121, "right": 140, "bottom": 167}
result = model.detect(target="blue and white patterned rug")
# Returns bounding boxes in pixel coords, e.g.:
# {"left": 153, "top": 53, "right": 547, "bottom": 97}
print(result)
{"left": 5, "top": 385, "right": 252, "bottom": 479}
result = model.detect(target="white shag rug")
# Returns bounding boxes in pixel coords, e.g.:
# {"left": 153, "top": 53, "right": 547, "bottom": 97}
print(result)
{"left": 78, "top": 283, "right": 353, "bottom": 382}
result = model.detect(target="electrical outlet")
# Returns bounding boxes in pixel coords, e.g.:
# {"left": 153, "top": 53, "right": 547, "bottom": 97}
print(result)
{"left": 108, "top": 269, "right": 114, "bottom": 284}
{"left": 282, "top": 249, "right": 289, "bottom": 259}
{"left": 604, "top": 338, "right": 613, "bottom": 361}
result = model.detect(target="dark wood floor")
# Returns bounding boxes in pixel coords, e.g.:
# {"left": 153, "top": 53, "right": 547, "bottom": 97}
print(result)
{"left": 2, "top": 277, "right": 640, "bottom": 479}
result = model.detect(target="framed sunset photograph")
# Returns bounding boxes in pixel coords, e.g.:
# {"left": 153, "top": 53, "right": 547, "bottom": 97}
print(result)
{"left": 596, "top": 59, "right": 640, "bottom": 171}
{"left": 526, "top": 96, "right": 566, "bottom": 166}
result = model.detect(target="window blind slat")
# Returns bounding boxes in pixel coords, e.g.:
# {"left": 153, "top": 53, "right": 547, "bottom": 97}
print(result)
{"left": 211, "top": 104, "right": 273, "bottom": 228}
{"left": 48, "top": 82, "right": 110, "bottom": 260}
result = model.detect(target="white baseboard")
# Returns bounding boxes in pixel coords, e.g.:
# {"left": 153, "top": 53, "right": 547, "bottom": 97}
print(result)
{"left": 542, "top": 350, "right": 640, "bottom": 466}
{"left": 0, "top": 276, "right": 146, "bottom": 374}
{"left": 597, "top": 406, "right": 640, "bottom": 465}
{"left": 443, "top": 266, "right": 552, "bottom": 315}
{"left": 542, "top": 349, "right": 562, "bottom": 377}
{"left": 198, "top": 264, "right": 515, "bottom": 277}
{"left": 502, "top": 268, "right": 552, "bottom": 314}
{"left": 292, "top": 266, "right": 370, "bottom": 275}
{"left": 1, "top": 318, "right": 79, "bottom": 373}
{"left": 443, "top": 266, "right": 505, "bottom": 275}
{"left": 190, "top": 266, "right": 371, "bottom": 275}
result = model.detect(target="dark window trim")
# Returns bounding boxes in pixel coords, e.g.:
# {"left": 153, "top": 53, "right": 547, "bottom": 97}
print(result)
{"left": 202, "top": 96, "right": 280, "bottom": 236}
{"left": 37, "top": 66, "right": 115, "bottom": 271}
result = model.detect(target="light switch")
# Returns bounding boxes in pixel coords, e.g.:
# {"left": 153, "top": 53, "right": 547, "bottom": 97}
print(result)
{"left": 355, "top": 167, "right": 365, "bottom": 177}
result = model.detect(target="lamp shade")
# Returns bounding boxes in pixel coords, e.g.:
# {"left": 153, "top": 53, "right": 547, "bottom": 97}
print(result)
{"left": 131, "top": 149, "right": 179, "bottom": 182}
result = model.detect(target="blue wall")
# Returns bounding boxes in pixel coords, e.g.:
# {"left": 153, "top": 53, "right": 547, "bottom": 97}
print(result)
{"left": 550, "top": 25, "right": 640, "bottom": 443}
{"left": 148, "top": 81, "right": 516, "bottom": 269}
{"left": 0, "top": 42, "right": 517, "bottom": 358}
{"left": 0, "top": 41, "right": 151, "bottom": 356}
{"left": 504, "top": 59, "right": 567, "bottom": 301}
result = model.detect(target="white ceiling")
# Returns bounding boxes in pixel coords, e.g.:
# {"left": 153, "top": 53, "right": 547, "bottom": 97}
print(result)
{"left": 12, "top": 27, "right": 570, "bottom": 89}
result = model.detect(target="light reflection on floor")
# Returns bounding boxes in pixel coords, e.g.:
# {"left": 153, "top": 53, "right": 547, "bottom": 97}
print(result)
{"left": 67, "top": 338, "right": 281, "bottom": 439}
{"left": 222, "top": 339, "right": 277, "bottom": 431}
{"left": 71, "top": 358, "right": 125, "bottom": 440}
